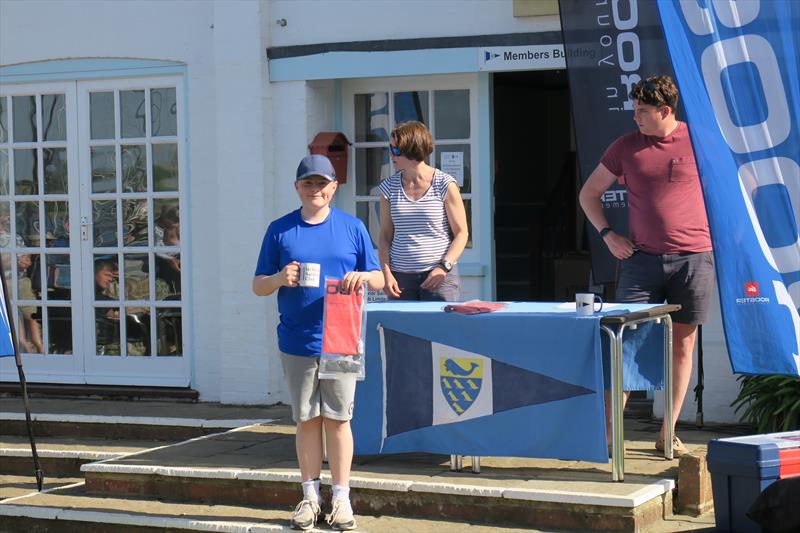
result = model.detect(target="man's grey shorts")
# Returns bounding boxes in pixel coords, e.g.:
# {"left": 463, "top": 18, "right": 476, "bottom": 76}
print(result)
{"left": 280, "top": 352, "right": 356, "bottom": 423}
{"left": 616, "top": 251, "right": 715, "bottom": 325}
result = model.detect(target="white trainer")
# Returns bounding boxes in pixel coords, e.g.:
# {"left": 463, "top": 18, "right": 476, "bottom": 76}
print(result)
{"left": 327, "top": 497, "right": 357, "bottom": 531}
{"left": 291, "top": 499, "right": 321, "bottom": 531}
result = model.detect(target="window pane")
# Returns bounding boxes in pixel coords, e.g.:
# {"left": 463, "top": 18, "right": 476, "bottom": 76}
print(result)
{"left": 150, "top": 88, "right": 177, "bottom": 136}
{"left": 394, "top": 91, "right": 429, "bottom": 126}
{"left": 434, "top": 90, "right": 470, "bottom": 139}
{"left": 354, "top": 93, "right": 389, "bottom": 142}
{"left": 18, "top": 307, "right": 43, "bottom": 354}
{"left": 95, "top": 307, "right": 121, "bottom": 355}
{"left": 90, "top": 92, "right": 115, "bottom": 140}
{"left": 46, "top": 254, "right": 70, "bottom": 300}
{"left": 0, "top": 202, "right": 13, "bottom": 248}
{"left": 0, "top": 98, "right": 7, "bottom": 143}
{"left": 355, "top": 147, "right": 391, "bottom": 196}
{"left": 124, "top": 253, "right": 149, "bottom": 301}
{"left": 120, "top": 90, "right": 146, "bottom": 138}
{"left": 152, "top": 143, "right": 178, "bottom": 191}
{"left": 12, "top": 96, "right": 36, "bottom": 142}
{"left": 92, "top": 200, "right": 117, "bottom": 246}
{"left": 13, "top": 149, "right": 38, "bottom": 195}
{"left": 42, "top": 94, "right": 66, "bottom": 141}
{"left": 127, "top": 307, "right": 151, "bottom": 356}
{"left": 435, "top": 144, "right": 471, "bottom": 193}
{"left": 17, "top": 253, "right": 40, "bottom": 303}
{"left": 121, "top": 145, "right": 146, "bottom": 192}
{"left": 122, "top": 198, "right": 148, "bottom": 246}
{"left": 15, "top": 201, "right": 39, "bottom": 246}
{"left": 157, "top": 307, "right": 181, "bottom": 356}
{"left": 355, "top": 202, "right": 380, "bottom": 249}
{"left": 153, "top": 198, "right": 179, "bottom": 246}
{"left": 0, "top": 149, "right": 9, "bottom": 195}
{"left": 91, "top": 146, "right": 116, "bottom": 193}
{"left": 43, "top": 147, "right": 68, "bottom": 194}
{"left": 94, "top": 254, "right": 119, "bottom": 301}
{"left": 155, "top": 252, "right": 180, "bottom": 300}
{"left": 48, "top": 307, "right": 72, "bottom": 354}
{"left": 45, "top": 201, "right": 69, "bottom": 247}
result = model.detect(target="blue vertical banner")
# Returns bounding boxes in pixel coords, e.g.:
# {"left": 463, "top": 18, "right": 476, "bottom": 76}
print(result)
{"left": 656, "top": 0, "right": 800, "bottom": 376}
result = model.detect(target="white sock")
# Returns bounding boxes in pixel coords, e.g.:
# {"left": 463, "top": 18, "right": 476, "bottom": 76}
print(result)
{"left": 332, "top": 484, "right": 350, "bottom": 503}
{"left": 301, "top": 478, "right": 320, "bottom": 503}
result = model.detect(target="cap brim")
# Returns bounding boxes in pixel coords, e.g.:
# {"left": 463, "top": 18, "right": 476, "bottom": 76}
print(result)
{"left": 296, "top": 172, "right": 335, "bottom": 181}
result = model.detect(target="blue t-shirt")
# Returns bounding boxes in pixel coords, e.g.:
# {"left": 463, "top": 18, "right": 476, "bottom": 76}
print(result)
{"left": 255, "top": 207, "right": 380, "bottom": 356}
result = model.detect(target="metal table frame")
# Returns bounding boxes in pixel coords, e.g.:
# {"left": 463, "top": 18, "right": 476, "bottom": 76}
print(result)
{"left": 600, "top": 304, "right": 680, "bottom": 481}
{"left": 450, "top": 303, "right": 680, "bottom": 482}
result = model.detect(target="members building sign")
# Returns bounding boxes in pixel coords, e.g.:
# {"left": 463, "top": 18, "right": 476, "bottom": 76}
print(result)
{"left": 478, "top": 45, "right": 567, "bottom": 72}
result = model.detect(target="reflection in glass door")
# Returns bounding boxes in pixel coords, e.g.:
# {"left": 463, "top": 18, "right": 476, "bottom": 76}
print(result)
{"left": 0, "top": 83, "right": 83, "bottom": 381}
{"left": 0, "top": 77, "right": 188, "bottom": 386}
{"left": 79, "top": 78, "right": 187, "bottom": 385}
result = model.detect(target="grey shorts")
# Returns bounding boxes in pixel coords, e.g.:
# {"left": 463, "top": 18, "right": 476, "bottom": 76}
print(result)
{"left": 392, "top": 267, "right": 460, "bottom": 302}
{"left": 616, "top": 251, "right": 715, "bottom": 325}
{"left": 280, "top": 352, "right": 356, "bottom": 423}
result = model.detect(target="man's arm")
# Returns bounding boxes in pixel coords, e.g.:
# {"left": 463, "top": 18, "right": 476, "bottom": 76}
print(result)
{"left": 579, "top": 163, "right": 636, "bottom": 260}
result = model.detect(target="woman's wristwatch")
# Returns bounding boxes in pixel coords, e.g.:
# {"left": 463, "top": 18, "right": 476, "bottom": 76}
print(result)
{"left": 440, "top": 260, "right": 453, "bottom": 272}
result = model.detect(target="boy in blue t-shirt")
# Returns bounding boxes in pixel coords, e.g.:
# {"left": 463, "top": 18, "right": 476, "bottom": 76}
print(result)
{"left": 253, "top": 154, "right": 383, "bottom": 531}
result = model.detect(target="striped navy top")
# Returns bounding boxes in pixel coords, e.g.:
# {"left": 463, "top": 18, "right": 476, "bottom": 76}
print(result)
{"left": 379, "top": 169, "right": 456, "bottom": 273}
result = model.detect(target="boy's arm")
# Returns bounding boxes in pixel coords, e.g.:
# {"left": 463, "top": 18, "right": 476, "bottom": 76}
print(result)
{"left": 252, "top": 262, "right": 300, "bottom": 296}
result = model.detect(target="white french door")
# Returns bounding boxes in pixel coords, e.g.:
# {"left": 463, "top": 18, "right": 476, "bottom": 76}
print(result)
{"left": 0, "top": 76, "right": 188, "bottom": 386}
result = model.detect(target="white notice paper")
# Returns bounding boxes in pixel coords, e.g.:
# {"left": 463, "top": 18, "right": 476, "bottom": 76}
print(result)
{"left": 441, "top": 152, "right": 464, "bottom": 186}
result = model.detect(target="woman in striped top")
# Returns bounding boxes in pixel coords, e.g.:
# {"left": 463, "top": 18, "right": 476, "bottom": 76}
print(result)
{"left": 378, "top": 121, "right": 469, "bottom": 301}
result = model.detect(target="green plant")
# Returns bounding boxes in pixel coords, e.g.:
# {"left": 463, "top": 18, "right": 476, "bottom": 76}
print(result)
{"left": 731, "top": 374, "right": 800, "bottom": 434}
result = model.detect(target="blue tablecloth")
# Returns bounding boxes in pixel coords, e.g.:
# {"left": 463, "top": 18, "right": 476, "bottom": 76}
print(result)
{"left": 351, "top": 301, "right": 666, "bottom": 464}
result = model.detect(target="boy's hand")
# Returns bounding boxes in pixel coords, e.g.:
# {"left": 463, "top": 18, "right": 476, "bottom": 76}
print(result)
{"left": 341, "top": 271, "right": 370, "bottom": 294}
{"left": 282, "top": 261, "right": 301, "bottom": 287}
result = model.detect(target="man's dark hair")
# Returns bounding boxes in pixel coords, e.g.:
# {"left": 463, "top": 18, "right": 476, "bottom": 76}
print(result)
{"left": 630, "top": 75, "right": 679, "bottom": 112}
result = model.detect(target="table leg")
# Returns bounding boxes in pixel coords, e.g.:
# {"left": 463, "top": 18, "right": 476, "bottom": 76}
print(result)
{"left": 450, "top": 454, "right": 463, "bottom": 471}
{"left": 471, "top": 456, "right": 481, "bottom": 473}
{"left": 601, "top": 324, "right": 625, "bottom": 482}
{"left": 663, "top": 314, "right": 674, "bottom": 460}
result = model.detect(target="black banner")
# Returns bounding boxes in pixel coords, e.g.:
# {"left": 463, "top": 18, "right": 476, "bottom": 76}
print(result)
{"left": 558, "top": 0, "right": 676, "bottom": 283}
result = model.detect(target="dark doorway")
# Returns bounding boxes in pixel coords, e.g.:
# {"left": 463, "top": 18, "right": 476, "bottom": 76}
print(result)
{"left": 493, "top": 70, "right": 591, "bottom": 301}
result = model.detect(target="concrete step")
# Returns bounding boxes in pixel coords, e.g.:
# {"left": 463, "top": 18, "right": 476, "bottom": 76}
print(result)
{"left": 0, "top": 436, "right": 167, "bottom": 476}
{"left": 0, "top": 475, "right": 549, "bottom": 533}
{"left": 77, "top": 424, "right": 682, "bottom": 532}
{"left": 0, "top": 399, "right": 288, "bottom": 441}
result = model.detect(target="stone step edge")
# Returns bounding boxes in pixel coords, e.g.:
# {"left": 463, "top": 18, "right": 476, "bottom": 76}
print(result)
{"left": 0, "top": 412, "right": 276, "bottom": 429}
{"left": 0, "top": 503, "right": 318, "bottom": 532}
{"left": 1, "top": 423, "right": 245, "bottom": 464}
{"left": 0, "top": 448, "right": 123, "bottom": 461}
{"left": 81, "top": 462, "right": 675, "bottom": 508}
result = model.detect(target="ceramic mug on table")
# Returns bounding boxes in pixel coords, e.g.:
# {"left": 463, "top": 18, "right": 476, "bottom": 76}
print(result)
{"left": 576, "top": 293, "right": 603, "bottom": 315}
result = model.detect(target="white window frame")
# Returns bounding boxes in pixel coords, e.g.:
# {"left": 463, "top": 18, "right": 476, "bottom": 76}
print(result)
{"left": 340, "top": 74, "right": 480, "bottom": 265}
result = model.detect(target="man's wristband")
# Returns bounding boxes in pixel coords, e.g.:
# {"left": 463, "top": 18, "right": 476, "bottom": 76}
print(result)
{"left": 599, "top": 227, "right": 612, "bottom": 238}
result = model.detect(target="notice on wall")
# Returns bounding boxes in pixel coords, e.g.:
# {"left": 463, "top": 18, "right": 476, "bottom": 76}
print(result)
{"left": 441, "top": 152, "right": 464, "bottom": 186}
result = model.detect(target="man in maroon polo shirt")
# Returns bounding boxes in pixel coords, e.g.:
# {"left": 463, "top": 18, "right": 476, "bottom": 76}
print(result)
{"left": 579, "top": 75, "right": 714, "bottom": 457}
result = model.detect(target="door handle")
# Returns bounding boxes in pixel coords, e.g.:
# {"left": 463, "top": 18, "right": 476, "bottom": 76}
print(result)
{"left": 80, "top": 216, "right": 89, "bottom": 241}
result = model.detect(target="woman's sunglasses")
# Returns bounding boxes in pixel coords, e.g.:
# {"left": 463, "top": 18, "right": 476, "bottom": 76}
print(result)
{"left": 389, "top": 145, "right": 402, "bottom": 157}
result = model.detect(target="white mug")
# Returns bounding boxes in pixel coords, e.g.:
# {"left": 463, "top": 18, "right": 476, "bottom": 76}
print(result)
{"left": 298, "top": 262, "right": 321, "bottom": 288}
{"left": 576, "top": 293, "right": 603, "bottom": 315}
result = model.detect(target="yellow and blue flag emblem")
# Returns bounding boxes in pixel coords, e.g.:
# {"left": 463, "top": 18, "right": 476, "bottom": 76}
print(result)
{"left": 440, "top": 357, "right": 483, "bottom": 416}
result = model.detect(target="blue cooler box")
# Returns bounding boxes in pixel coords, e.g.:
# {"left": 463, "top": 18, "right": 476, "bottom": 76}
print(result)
{"left": 707, "top": 430, "right": 800, "bottom": 532}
